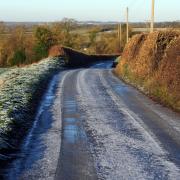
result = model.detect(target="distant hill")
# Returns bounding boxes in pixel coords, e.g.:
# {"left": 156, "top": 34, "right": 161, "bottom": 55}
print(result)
{"left": 2, "top": 21, "right": 180, "bottom": 28}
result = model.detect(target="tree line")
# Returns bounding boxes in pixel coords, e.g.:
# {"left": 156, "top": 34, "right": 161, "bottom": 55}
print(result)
{"left": 0, "top": 19, "right": 131, "bottom": 67}
{"left": 0, "top": 19, "right": 78, "bottom": 67}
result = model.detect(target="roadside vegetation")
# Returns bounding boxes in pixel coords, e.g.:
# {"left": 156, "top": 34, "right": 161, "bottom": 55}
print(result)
{"left": 0, "top": 58, "right": 62, "bottom": 159}
{"left": 1, "top": 20, "right": 179, "bottom": 67}
{"left": 0, "top": 19, "right": 133, "bottom": 67}
{"left": 115, "top": 31, "right": 180, "bottom": 112}
{"left": 0, "top": 20, "right": 76, "bottom": 67}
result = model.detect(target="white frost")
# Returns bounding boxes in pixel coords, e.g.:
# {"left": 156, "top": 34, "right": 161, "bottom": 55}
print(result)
{"left": 76, "top": 69, "right": 180, "bottom": 180}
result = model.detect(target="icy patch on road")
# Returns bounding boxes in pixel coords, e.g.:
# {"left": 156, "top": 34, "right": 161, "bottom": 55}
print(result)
{"left": 76, "top": 69, "right": 180, "bottom": 180}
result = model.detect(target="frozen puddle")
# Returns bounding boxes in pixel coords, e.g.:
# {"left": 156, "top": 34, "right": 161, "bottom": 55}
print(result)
{"left": 63, "top": 99, "right": 85, "bottom": 144}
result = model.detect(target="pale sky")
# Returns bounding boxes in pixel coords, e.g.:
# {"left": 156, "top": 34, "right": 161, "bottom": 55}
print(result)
{"left": 0, "top": 0, "right": 179, "bottom": 22}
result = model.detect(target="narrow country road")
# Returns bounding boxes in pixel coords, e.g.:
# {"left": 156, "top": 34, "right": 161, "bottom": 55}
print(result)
{"left": 4, "top": 61, "right": 180, "bottom": 179}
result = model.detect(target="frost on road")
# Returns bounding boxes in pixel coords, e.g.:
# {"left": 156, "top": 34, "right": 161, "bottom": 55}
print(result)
{"left": 4, "top": 62, "right": 180, "bottom": 180}
{"left": 76, "top": 69, "right": 180, "bottom": 179}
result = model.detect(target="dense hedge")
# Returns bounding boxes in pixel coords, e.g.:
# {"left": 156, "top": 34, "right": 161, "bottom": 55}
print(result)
{"left": 115, "top": 31, "right": 180, "bottom": 112}
{"left": 0, "top": 58, "right": 62, "bottom": 162}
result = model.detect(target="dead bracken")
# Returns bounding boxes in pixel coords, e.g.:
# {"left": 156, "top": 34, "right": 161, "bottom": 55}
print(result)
{"left": 115, "top": 30, "right": 180, "bottom": 111}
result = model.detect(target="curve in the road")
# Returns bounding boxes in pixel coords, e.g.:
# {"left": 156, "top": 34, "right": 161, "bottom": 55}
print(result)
{"left": 3, "top": 61, "right": 180, "bottom": 180}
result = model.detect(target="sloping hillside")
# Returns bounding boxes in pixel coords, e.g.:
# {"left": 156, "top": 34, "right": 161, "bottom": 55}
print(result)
{"left": 115, "top": 31, "right": 180, "bottom": 111}
{"left": 0, "top": 58, "right": 62, "bottom": 161}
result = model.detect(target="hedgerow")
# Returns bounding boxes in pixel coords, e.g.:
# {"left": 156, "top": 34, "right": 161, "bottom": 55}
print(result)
{"left": 0, "top": 57, "right": 62, "bottom": 158}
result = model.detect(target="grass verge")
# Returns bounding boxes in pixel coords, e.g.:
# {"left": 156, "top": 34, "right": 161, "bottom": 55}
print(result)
{"left": 0, "top": 57, "right": 62, "bottom": 162}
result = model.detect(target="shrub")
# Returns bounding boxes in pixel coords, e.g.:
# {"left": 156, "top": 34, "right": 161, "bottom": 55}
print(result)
{"left": 9, "top": 48, "right": 26, "bottom": 66}
{"left": 115, "top": 31, "right": 180, "bottom": 111}
{"left": 34, "top": 26, "right": 56, "bottom": 60}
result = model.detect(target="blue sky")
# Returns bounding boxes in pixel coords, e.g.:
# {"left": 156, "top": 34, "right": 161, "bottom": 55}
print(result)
{"left": 0, "top": 0, "right": 179, "bottom": 22}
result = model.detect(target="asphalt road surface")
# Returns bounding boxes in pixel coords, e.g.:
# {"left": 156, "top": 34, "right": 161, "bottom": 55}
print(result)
{"left": 4, "top": 61, "right": 180, "bottom": 180}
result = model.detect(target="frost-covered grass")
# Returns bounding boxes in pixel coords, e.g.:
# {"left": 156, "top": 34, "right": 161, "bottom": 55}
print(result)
{"left": 0, "top": 68, "right": 9, "bottom": 75}
{"left": 0, "top": 58, "right": 62, "bottom": 153}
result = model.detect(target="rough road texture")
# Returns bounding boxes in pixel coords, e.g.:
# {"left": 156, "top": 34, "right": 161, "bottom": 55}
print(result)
{"left": 4, "top": 62, "right": 180, "bottom": 179}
